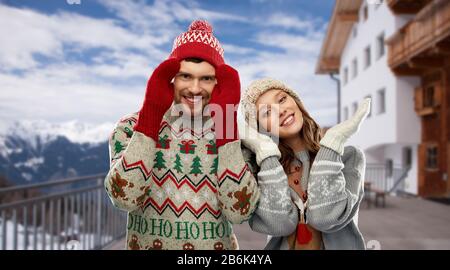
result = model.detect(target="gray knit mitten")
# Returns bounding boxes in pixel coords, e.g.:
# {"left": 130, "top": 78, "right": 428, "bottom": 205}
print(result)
{"left": 320, "top": 98, "right": 371, "bottom": 155}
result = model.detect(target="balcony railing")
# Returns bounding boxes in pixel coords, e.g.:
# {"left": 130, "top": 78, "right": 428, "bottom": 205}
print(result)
{"left": 388, "top": 0, "right": 450, "bottom": 69}
{"left": 0, "top": 164, "right": 410, "bottom": 249}
{"left": 0, "top": 174, "right": 127, "bottom": 250}
{"left": 365, "top": 163, "right": 410, "bottom": 194}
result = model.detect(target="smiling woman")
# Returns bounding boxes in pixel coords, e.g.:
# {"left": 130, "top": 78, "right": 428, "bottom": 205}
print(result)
{"left": 255, "top": 89, "right": 315, "bottom": 170}
{"left": 240, "top": 78, "right": 370, "bottom": 250}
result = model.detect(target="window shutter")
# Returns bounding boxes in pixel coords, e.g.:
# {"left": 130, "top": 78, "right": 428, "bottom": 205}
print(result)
{"left": 418, "top": 143, "right": 426, "bottom": 194}
{"left": 414, "top": 86, "right": 423, "bottom": 111}
{"left": 434, "top": 83, "right": 442, "bottom": 107}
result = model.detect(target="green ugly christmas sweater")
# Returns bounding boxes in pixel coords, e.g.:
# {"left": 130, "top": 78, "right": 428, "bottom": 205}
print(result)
{"left": 104, "top": 109, "right": 260, "bottom": 250}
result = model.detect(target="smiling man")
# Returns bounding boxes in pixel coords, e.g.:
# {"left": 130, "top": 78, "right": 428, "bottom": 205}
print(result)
{"left": 104, "top": 20, "right": 260, "bottom": 250}
{"left": 173, "top": 58, "right": 217, "bottom": 117}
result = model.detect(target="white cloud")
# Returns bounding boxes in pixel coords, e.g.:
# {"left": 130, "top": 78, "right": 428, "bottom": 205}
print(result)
{"left": 0, "top": 1, "right": 338, "bottom": 132}
{"left": 0, "top": 3, "right": 166, "bottom": 126}
{"left": 98, "top": 0, "right": 179, "bottom": 35}
{"left": 222, "top": 44, "right": 256, "bottom": 55}
{"left": 233, "top": 15, "right": 337, "bottom": 127}
{"left": 98, "top": 0, "right": 248, "bottom": 32}
{"left": 0, "top": 6, "right": 63, "bottom": 70}
{"left": 254, "top": 32, "right": 323, "bottom": 54}
{"left": 263, "top": 13, "right": 318, "bottom": 32}
{"left": 234, "top": 51, "right": 337, "bottom": 127}
{"left": 0, "top": 4, "right": 168, "bottom": 71}
{"left": 0, "top": 70, "right": 143, "bottom": 125}
{"left": 188, "top": 8, "right": 249, "bottom": 23}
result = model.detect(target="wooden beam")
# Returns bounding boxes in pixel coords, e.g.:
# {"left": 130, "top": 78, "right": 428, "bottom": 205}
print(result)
{"left": 387, "top": 0, "right": 431, "bottom": 14}
{"left": 316, "top": 57, "right": 340, "bottom": 74}
{"left": 408, "top": 57, "right": 446, "bottom": 69}
{"left": 392, "top": 65, "right": 423, "bottom": 76}
{"left": 336, "top": 11, "right": 358, "bottom": 22}
{"left": 390, "top": 6, "right": 422, "bottom": 14}
{"left": 322, "top": 57, "right": 340, "bottom": 67}
{"left": 433, "top": 42, "right": 450, "bottom": 55}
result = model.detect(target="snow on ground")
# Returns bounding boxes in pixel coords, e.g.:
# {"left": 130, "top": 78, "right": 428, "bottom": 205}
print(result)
{"left": 0, "top": 216, "right": 114, "bottom": 250}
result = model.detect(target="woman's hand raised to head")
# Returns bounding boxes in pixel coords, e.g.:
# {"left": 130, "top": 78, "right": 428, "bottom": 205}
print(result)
{"left": 238, "top": 120, "right": 281, "bottom": 166}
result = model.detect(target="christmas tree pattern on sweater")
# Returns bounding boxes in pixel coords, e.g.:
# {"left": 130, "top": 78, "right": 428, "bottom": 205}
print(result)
{"left": 104, "top": 110, "right": 260, "bottom": 250}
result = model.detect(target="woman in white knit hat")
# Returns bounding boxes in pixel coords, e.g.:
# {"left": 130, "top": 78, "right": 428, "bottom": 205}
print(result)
{"left": 239, "top": 78, "right": 370, "bottom": 250}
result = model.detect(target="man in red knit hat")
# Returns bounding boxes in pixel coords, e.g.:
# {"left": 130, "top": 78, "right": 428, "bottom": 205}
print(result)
{"left": 104, "top": 20, "right": 261, "bottom": 250}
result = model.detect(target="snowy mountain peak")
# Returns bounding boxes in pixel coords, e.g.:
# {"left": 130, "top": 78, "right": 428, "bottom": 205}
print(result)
{"left": 0, "top": 119, "right": 112, "bottom": 184}
{"left": 0, "top": 119, "right": 114, "bottom": 147}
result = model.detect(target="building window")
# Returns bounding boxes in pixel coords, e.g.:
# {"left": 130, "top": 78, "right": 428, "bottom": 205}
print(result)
{"left": 343, "top": 107, "right": 349, "bottom": 120}
{"left": 403, "top": 147, "right": 412, "bottom": 168}
{"left": 353, "top": 25, "right": 358, "bottom": 38}
{"left": 415, "top": 83, "right": 442, "bottom": 115}
{"left": 377, "top": 88, "right": 386, "bottom": 114}
{"left": 377, "top": 32, "right": 385, "bottom": 59}
{"left": 426, "top": 145, "right": 438, "bottom": 170}
{"left": 364, "top": 45, "right": 371, "bottom": 69}
{"left": 424, "top": 86, "right": 435, "bottom": 107}
{"left": 352, "top": 102, "right": 358, "bottom": 115}
{"left": 352, "top": 58, "right": 358, "bottom": 79}
{"left": 363, "top": 5, "right": 369, "bottom": 21}
{"left": 386, "top": 159, "right": 393, "bottom": 177}
{"left": 343, "top": 67, "right": 348, "bottom": 85}
{"left": 365, "top": 95, "right": 372, "bottom": 118}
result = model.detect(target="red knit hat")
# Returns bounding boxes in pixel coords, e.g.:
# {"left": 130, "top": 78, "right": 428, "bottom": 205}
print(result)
{"left": 169, "top": 20, "right": 225, "bottom": 67}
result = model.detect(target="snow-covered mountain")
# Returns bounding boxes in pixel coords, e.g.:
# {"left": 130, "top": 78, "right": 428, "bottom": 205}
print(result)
{"left": 0, "top": 120, "right": 114, "bottom": 185}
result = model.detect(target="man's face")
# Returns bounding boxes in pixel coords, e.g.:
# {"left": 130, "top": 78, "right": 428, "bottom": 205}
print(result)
{"left": 173, "top": 60, "right": 217, "bottom": 117}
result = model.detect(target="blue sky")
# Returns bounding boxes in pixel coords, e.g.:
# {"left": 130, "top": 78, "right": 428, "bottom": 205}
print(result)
{"left": 0, "top": 0, "right": 337, "bottom": 132}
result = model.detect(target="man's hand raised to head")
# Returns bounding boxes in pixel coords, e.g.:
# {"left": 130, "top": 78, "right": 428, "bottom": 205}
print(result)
{"left": 208, "top": 64, "right": 241, "bottom": 148}
{"left": 134, "top": 58, "right": 180, "bottom": 140}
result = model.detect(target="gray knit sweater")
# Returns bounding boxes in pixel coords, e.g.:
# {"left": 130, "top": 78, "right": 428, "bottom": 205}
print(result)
{"left": 243, "top": 145, "right": 366, "bottom": 250}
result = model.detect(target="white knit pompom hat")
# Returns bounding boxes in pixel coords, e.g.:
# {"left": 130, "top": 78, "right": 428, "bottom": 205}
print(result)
{"left": 241, "top": 78, "right": 302, "bottom": 129}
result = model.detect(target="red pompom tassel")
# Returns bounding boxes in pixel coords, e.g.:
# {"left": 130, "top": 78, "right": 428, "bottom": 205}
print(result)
{"left": 188, "top": 20, "right": 213, "bottom": 33}
{"left": 296, "top": 223, "right": 312, "bottom": 245}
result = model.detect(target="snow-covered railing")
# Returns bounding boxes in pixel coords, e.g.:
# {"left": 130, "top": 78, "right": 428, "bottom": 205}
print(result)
{"left": 0, "top": 174, "right": 127, "bottom": 250}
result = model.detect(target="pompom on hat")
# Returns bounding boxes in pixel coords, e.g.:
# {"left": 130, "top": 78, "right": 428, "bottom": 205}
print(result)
{"left": 241, "top": 78, "right": 303, "bottom": 129}
{"left": 169, "top": 20, "right": 225, "bottom": 67}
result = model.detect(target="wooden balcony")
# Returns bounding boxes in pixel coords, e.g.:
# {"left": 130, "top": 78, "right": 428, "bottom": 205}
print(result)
{"left": 387, "top": 0, "right": 450, "bottom": 75}
{"left": 387, "top": 0, "right": 431, "bottom": 14}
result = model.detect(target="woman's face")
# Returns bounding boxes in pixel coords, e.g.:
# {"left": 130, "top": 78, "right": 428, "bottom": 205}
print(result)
{"left": 256, "top": 89, "right": 304, "bottom": 139}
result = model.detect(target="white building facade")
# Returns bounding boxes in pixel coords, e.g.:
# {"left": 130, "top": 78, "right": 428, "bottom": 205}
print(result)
{"left": 341, "top": 1, "right": 421, "bottom": 195}
{"left": 318, "top": 0, "right": 423, "bottom": 195}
